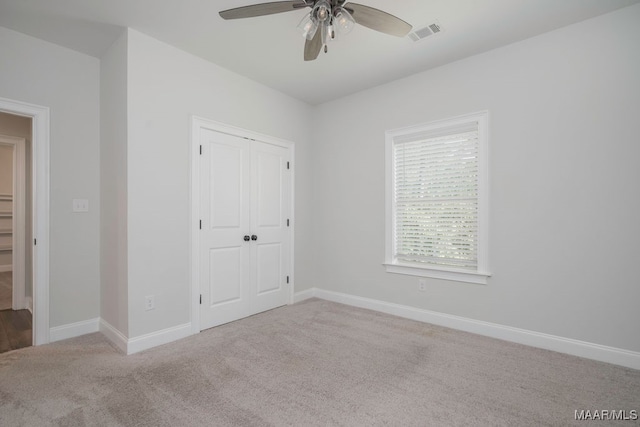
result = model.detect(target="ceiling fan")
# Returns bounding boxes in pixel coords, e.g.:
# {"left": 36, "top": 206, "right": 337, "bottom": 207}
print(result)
{"left": 219, "top": 0, "right": 412, "bottom": 61}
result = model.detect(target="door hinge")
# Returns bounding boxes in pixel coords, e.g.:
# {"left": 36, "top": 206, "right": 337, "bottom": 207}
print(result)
{"left": 287, "top": 161, "right": 290, "bottom": 170}
{"left": 287, "top": 219, "right": 290, "bottom": 227}
{"left": 34, "top": 238, "right": 37, "bottom": 246}
{"left": 199, "top": 145, "right": 202, "bottom": 155}
{"left": 200, "top": 294, "right": 202, "bottom": 304}
{"left": 199, "top": 220, "right": 202, "bottom": 230}
{"left": 286, "top": 276, "right": 290, "bottom": 284}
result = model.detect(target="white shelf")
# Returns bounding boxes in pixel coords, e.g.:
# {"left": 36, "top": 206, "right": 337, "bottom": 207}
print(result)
{"left": 0, "top": 211, "right": 12, "bottom": 217}
{"left": 0, "top": 194, "right": 12, "bottom": 202}
{"left": 0, "top": 245, "right": 12, "bottom": 252}
{"left": 0, "top": 228, "right": 12, "bottom": 235}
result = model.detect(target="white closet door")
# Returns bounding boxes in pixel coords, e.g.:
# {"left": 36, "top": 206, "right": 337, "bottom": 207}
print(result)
{"left": 200, "top": 130, "right": 251, "bottom": 329}
{"left": 199, "top": 129, "right": 290, "bottom": 330}
{"left": 250, "top": 141, "right": 290, "bottom": 314}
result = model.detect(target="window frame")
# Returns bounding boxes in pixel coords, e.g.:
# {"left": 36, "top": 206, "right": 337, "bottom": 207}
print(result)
{"left": 384, "top": 111, "right": 490, "bottom": 285}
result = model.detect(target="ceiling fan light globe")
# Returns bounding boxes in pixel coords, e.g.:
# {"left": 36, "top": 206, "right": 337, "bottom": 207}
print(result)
{"left": 297, "top": 14, "right": 319, "bottom": 40}
{"left": 334, "top": 8, "right": 355, "bottom": 34}
{"left": 313, "top": 0, "right": 331, "bottom": 23}
{"left": 307, "top": 23, "right": 319, "bottom": 40}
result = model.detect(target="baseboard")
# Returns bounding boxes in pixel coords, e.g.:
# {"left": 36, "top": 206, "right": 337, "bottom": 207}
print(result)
{"left": 127, "top": 323, "right": 192, "bottom": 355}
{"left": 46, "top": 317, "right": 193, "bottom": 355}
{"left": 50, "top": 317, "right": 100, "bottom": 343}
{"left": 293, "top": 288, "right": 315, "bottom": 303}
{"left": 99, "top": 319, "right": 128, "bottom": 354}
{"left": 97, "top": 319, "right": 194, "bottom": 355}
{"left": 0, "top": 265, "right": 11, "bottom": 273}
{"left": 299, "top": 288, "right": 640, "bottom": 371}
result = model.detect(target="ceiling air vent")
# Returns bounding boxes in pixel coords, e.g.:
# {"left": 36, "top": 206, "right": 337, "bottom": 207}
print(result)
{"left": 409, "top": 22, "right": 442, "bottom": 41}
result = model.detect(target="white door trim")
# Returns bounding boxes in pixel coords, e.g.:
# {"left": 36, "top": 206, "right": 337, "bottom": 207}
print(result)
{"left": 190, "top": 116, "right": 295, "bottom": 335}
{"left": 0, "top": 97, "right": 50, "bottom": 346}
{"left": 0, "top": 134, "right": 26, "bottom": 310}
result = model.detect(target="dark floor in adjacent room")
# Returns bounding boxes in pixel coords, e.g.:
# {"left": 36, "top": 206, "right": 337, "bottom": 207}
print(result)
{"left": 0, "top": 271, "right": 32, "bottom": 353}
{"left": 0, "top": 270, "right": 11, "bottom": 310}
{"left": 0, "top": 308, "right": 32, "bottom": 353}
{"left": 0, "top": 309, "right": 32, "bottom": 353}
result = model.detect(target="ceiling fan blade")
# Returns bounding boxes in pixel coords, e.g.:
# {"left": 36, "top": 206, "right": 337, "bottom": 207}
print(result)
{"left": 220, "top": 1, "right": 307, "bottom": 20}
{"left": 344, "top": 3, "right": 412, "bottom": 37}
{"left": 304, "top": 28, "right": 322, "bottom": 61}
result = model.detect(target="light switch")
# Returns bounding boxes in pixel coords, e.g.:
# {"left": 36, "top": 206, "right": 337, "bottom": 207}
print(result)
{"left": 72, "top": 199, "right": 89, "bottom": 213}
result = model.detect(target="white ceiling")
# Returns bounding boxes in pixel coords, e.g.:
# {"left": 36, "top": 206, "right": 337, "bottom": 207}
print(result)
{"left": 0, "top": 0, "right": 638, "bottom": 105}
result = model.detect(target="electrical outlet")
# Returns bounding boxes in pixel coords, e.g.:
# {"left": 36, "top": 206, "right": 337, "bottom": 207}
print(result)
{"left": 72, "top": 199, "right": 89, "bottom": 212}
{"left": 418, "top": 279, "right": 427, "bottom": 292}
{"left": 145, "top": 295, "right": 155, "bottom": 311}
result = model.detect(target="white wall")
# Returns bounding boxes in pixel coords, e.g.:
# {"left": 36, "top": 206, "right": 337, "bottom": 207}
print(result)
{"left": 125, "top": 29, "right": 314, "bottom": 337}
{"left": 311, "top": 5, "right": 640, "bottom": 353}
{"left": 100, "top": 31, "right": 129, "bottom": 335}
{"left": 0, "top": 26, "right": 101, "bottom": 327}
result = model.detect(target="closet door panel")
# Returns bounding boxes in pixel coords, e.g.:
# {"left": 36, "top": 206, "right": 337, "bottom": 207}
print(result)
{"left": 250, "top": 141, "right": 290, "bottom": 312}
{"left": 199, "top": 130, "right": 251, "bottom": 329}
{"left": 256, "top": 243, "right": 281, "bottom": 294}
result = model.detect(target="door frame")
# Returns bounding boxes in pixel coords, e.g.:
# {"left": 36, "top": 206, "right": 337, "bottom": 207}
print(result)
{"left": 189, "top": 116, "right": 295, "bottom": 335}
{"left": 0, "top": 134, "right": 26, "bottom": 311}
{"left": 0, "top": 97, "right": 50, "bottom": 346}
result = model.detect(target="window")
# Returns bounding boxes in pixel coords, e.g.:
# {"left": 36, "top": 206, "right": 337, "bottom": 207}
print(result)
{"left": 385, "top": 111, "right": 490, "bottom": 284}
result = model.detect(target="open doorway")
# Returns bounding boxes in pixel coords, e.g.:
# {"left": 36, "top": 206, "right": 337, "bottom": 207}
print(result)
{"left": 0, "top": 97, "right": 50, "bottom": 348}
{"left": 0, "top": 112, "right": 32, "bottom": 353}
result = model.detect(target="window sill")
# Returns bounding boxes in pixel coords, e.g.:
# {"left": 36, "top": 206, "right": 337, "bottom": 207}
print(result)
{"left": 384, "top": 263, "right": 490, "bottom": 285}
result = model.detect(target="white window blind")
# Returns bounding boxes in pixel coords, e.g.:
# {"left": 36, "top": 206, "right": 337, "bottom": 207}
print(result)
{"left": 385, "top": 112, "right": 489, "bottom": 284}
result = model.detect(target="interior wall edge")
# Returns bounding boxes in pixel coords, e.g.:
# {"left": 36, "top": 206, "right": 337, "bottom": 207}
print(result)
{"left": 99, "top": 318, "right": 128, "bottom": 353}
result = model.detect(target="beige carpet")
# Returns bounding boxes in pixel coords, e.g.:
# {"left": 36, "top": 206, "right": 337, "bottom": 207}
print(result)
{"left": 0, "top": 298, "right": 638, "bottom": 426}
{"left": 0, "top": 271, "right": 11, "bottom": 310}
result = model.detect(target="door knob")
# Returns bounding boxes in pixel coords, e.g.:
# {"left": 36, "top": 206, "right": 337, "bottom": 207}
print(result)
{"left": 251, "top": 235, "right": 258, "bottom": 241}
{"left": 243, "top": 235, "right": 250, "bottom": 241}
